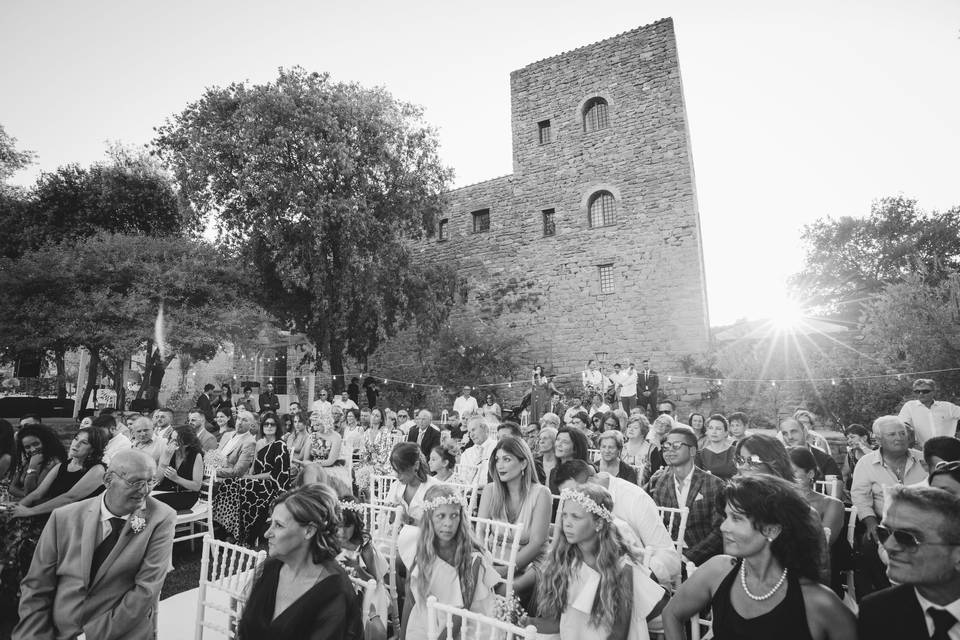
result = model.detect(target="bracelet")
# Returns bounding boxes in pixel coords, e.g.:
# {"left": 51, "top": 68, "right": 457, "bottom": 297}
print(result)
{"left": 25, "top": 470, "right": 37, "bottom": 475}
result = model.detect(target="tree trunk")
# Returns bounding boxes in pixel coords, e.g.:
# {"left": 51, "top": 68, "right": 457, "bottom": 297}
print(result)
{"left": 80, "top": 349, "right": 99, "bottom": 413}
{"left": 134, "top": 339, "right": 153, "bottom": 402}
{"left": 113, "top": 354, "right": 127, "bottom": 410}
{"left": 54, "top": 347, "right": 67, "bottom": 400}
{"left": 329, "top": 341, "right": 345, "bottom": 394}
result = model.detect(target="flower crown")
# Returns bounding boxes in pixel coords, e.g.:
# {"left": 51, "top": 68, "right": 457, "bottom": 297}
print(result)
{"left": 339, "top": 500, "right": 368, "bottom": 514}
{"left": 560, "top": 488, "right": 613, "bottom": 523}
{"left": 422, "top": 493, "right": 468, "bottom": 512}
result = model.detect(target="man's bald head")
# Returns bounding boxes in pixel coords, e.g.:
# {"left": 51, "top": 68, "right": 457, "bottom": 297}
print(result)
{"left": 104, "top": 449, "right": 157, "bottom": 515}
{"left": 108, "top": 449, "right": 156, "bottom": 476}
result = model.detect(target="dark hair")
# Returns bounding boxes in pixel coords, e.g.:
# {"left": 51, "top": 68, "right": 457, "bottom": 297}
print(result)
{"left": 844, "top": 424, "right": 870, "bottom": 439}
{"left": 667, "top": 426, "right": 698, "bottom": 449}
{"left": 214, "top": 407, "right": 235, "bottom": 431}
{"left": 243, "top": 386, "right": 252, "bottom": 393}
{"left": 203, "top": 383, "right": 216, "bottom": 392}
{"left": 788, "top": 446, "right": 820, "bottom": 476}
{"left": 555, "top": 459, "right": 595, "bottom": 486}
{"left": 923, "top": 436, "right": 960, "bottom": 467}
{"left": 556, "top": 425, "right": 590, "bottom": 462}
{"left": 339, "top": 495, "right": 371, "bottom": 546}
{"left": 430, "top": 444, "right": 457, "bottom": 471}
{"left": 727, "top": 411, "right": 749, "bottom": 425}
{"left": 570, "top": 411, "right": 591, "bottom": 428}
{"left": 0, "top": 420, "right": 16, "bottom": 478}
{"left": 719, "top": 475, "right": 824, "bottom": 581}
{"left": 658, "top": 399, "right": 676, "bottom": 410}
{"left": 345, "top": 408, "right": 360, "bottom": 422}
{"left": 687, "top": 412, "right": 705, "bottom": 428}
{"left": 20, "top": 413, "right": 42, "bottom": 424}
{"left": 91, "top": 414, "right": 117, "bottom": 433}
{"left": 390, "top": 442, "right": 429, "bottom": 483}
{"left": 602, "top": 412, "right": 621, "bottom": 431}
{"left": 261, "top": 412, "right": 283, "bottom": 436}
{"left": 707, "top": 414, "right": 729, "bottom": 430}
{"left": 736, "top": 433, "right": 793, "bottom": 480}
{"left": 272, "top": 484, "right": 342, "bottom": 563}
{"left": 929, "top": 462, "right": 960, "bottom": 489}
{"left": 497, "top": 422, "right": 522, "bottom": 437}
{"left": 171, "top": 424, "right": 203, "bottom": 458}
{"left": 76, "top": 426, "right": 107, "bottom": 469}
{"left": 17, "top": 424, "right": 67, "bottom": 470}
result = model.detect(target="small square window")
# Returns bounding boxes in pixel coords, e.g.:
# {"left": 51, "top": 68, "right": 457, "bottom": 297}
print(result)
{"left": 438, "top": 218, "right": 448, "bottom": 241}
{"left": 542, "top": 209, "right": 556, "bottom": 237}
{"left": 598, "top": 264, "right": 614, "bottom": 294}
{"left": 472, "top": 209, "right": 490, "bottom": 233}
{"left": 538, "top": 120, "right": 552, "bottom": 145}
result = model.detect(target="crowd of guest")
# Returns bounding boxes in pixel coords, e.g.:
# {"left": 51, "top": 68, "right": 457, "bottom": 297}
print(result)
{"left": 0, "top": 372, "right": 959, "bottom": 640}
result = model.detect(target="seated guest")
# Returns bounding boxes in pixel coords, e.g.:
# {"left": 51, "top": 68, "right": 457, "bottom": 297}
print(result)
{"left": 238, "top": 484, "right": 362, "bottom": 640}
{"left": 735, "top": 433, "right": 796, "bottom": 480}
{"left": 213, "top": 407, "right": 235, "bottom": 441}
{"left": 794, "top": 409, "right": 832, "bottom": 454}
{"left": 594, "top": 430, "right": 638, "bottom": 484}
{"left": 727, "top": 411, "right": 750, "bottom": 444}
{"left": 645, "top": 413, "right": 674, "bottom": 483}
{"left": 0, "top": 420, "right": 14, "bottom": 480}
{"left": 647, "top": 426, "right": 725, "bottom": 567}
{"left": 459, "top": 416, "right": 497, "bottom": 481}
{"left": 555, "top": 460, "right": 681, "bottom": 585}
{"left": 7, "top": 425, "right": 66, "bottom": 501}
{"left": 477, "top": 436, "right": 551, "bottom": 596}
{"left": 621, "top": 415, "right": 652, "bottom": 476}
{"left": 428, "top": 444, "right": 460, "bottom": 483}
{"left": 537, "top": 426, "right": 559, "bottom": 486}
{"left": 532, "top": 484, "right": 667, "bottom": 638}
{"left": 130, "top": 416, "right": 165, "bottom": 464}
{"left": 695, "top": 413, "right": 738, "bottom": 480}
{"left": 496, "top": 421, "right": 523, "bottom": 441}
{"left": 401, "top": 485, "right": 498, "bottom": 640}
{"left": 13, "top": 450, "right": 175, "bottom": 640}
{"left": 790, "top": 446, "right": 846, "bottom": 596}
{"left": 530, "top": 414, "right": 555, "bottom": 451}
{"left": 96, "top": 413, "right": 132, "bottom": 466}
{"left": 662, "top": 474, "right": 855, "bottom": 640}
{"left": 299, "top": 410, "right": 351, "bottom": 490}
{"left": 851, "top": 416, "right": 927, "bottom": 600}
{"left": 212, "top": 414, "right": 289, "bottom": 545}
{"left": 858, "top": 486, "right": 960, "bottom": 640}
{"left": 212, "top": 409, "right": 257, "bottom": 478}
{"left": 779, "top": 417, "right": 842, "bottom": 484}
{"left": 153, "top": 425, "right": 204, "bottom": 511}
{"left": 562, "top": 395, "right": 586, "bottom": 425}
{"left": 406, "top": 410, "right": 440, "bottom": 458}
{"left": 687, "top": 412, "right": 706, "bottom": 444}
{"left": 387, "top": 443, "right": 439, "bottom": 526}
{"left": 548, "top": 425, "right": 590, "bottom": 493}
{"left": 187, "top": 407, "right": 218, "bottom": 452}
{"left": 928, "top": 461, "right": 960, "bottom": 497}
{"left": 588, "top": 412, "right": 605, "bottom": 447}
{"left": 923, "top": 434, "right": 960, "bottom": 469}
{"left": 337, "top": 497, "right": 389, "bottom": 640}
{"left": 841, "top": 424, "right": 872, "bottom": 490}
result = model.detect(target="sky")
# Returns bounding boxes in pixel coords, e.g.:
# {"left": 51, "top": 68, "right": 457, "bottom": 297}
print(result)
{"left": 2, "top": 0, "right": 958, "bottom": 326}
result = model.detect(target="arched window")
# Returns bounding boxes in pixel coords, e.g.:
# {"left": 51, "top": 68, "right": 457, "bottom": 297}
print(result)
{"left": 588, "top": 191, "right": 616, "bottom": 228}
{"left": 583, "top": 97, "right": 609, "bottom": 132}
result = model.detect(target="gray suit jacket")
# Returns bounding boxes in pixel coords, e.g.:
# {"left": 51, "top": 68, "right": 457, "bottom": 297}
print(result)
{"left": 14, "top": 495, "right": 176, "bottom": 640}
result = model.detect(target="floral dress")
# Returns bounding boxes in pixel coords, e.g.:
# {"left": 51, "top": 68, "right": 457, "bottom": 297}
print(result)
{"left": 354, "top": 427, "right": 404, "bottom": 499}
{"left": 307, "top": 431, "right": 352, "bottom": 490}
{"left": 213, "top": 440, "right": 289, "bottom": 545}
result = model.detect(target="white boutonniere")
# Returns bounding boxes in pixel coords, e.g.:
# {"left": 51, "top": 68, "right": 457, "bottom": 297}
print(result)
{"left": 130, "top": 506, "right": 147, "bottom": 534}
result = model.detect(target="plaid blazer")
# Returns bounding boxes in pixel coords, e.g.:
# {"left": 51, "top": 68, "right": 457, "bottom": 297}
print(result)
{"left": 648, "top": 466, "right": 725, "bottom": 565}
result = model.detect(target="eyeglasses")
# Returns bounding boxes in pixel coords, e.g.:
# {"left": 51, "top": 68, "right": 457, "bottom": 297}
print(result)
{"left": 658, "top": 410, "right": 673, "bottom": 415}
{"left": 876, "top": 525, "right": 960, "bottom": 550}
{"left": 934, "top": 461, "right": 960, "bottom": 472}
{"left": 735, "top": 455, "right": 765, "bottom": 468}
{"left": 114, "top": 471, "right": 157, "bottom": 491}
{"left": 915, "top": 389, "right": 933, "bottom": 394}
{"left": 662, "top": 441, "right": 693, "bottom": 451}
{"left": 263, "top": 421, "right": 277, "bottom": 426}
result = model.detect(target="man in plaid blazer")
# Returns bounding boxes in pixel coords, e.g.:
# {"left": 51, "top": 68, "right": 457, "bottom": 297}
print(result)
{"left": 647, "top": 426, "right": 725, "bottom": 566}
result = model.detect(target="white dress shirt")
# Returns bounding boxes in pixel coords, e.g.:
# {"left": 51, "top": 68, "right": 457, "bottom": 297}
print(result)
{"left": 99, "top": 496, "right": 131, "bottom": 542}
{"left": 606, "top": 476, "right": 682, "bottom": 583}
{"left": 453, "top": 395, "right": 479, "bottom": 417}
{"left": 915, "top": 589, "right": 960, "bottom": 640}
{"left": 620, "top": 368, "right": 638, "bottom": 397}
{"left": 103, "top": 433, "right": 132, "bottom": 466}
{"left": 898, "top": 399, "right": 960, "bottom": 446}
{"left": 460, "top": 437, "right": 497, "bottom": 472}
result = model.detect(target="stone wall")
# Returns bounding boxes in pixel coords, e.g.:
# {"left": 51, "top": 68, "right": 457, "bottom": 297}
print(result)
{"left": 355, "top": 19, "right": 711, "bottom": 415}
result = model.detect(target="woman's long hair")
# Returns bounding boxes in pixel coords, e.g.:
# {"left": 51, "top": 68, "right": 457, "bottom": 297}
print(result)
{"left": 76, "top": 426, "right": 107, "bottom": 470}
{"left": 0, "top": 420, "right": 15, "bottom": 478}
{"left": 720, "top": 474, "right": 824, "bottom": 581}
{"left": 485, "top": 436, "right": 540, "bottom": 521}
{"left": 538, "top": 484, "right": 637, "bottom": 629}
{"left": 171, "top": 424, "right": 203, "bottom": 459}
{"left": 16, "top": 424, "right": 67, "bottom": 472}
{"left": 736, "top": 433, "right": 793, "bottom": 480}
{"left": 414, "top": 484, "right": 484, "bottom": 604}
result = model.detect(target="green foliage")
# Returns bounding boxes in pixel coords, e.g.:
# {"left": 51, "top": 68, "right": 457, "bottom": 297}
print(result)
{"left": 418, "top": 318, "right": 529, "bottom": 391}
{"left": 0, "top": 124, "right": 34, "bottom": 185}
{"left": 790, "top": 195, "right": 960, "bottom": 318}
{"left": 153, "top": 67, "right": 457, "bottom": 376}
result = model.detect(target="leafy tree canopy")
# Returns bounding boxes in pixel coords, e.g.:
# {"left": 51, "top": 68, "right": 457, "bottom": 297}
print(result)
{"left": 0, "top": 123, "right": 34, "bottom": 185}
{"left": 789, "top": 195, "right": 960, "bottom": 318}
{"left": 153, "top": 67, "right": 457, "bottom": 378}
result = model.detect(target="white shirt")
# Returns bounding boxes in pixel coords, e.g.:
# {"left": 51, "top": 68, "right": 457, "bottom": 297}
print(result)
{"left": 605, "top": 475, "right": 682, "bottom": 583}
{"left": 132, "top": 437, "right": 165, "bottom": 464}
{"left": 619, "top": 367, "right": 638, "bottom": 396}
{"left": 563, "top": 405, "right": 585, "bottom": 423}
{"left": 915, "top": 589, "right": 960, "bottom": 640}
{"left": 898, "top": 399, "right": 960, "bottom": 446}
{"left": 310, "top": 398, "right": 332, "bottom": 413}
{"left": 103, "top": 433, "right": 132, "bottom": 466}
{"left": 398, "top": 419, "right": 416, "bottom": 436}
{"left": 453, "top": 395, "right": 479, "bottom": 418}
{"left": 582, "top": 369, "right": 603, "bottom": 389}
{"left": 460, "top": 437, "right": 497, "bottom": 471}
{"left": 99, "top": 496, "right": 131, "bottom": 543}
{"left": 673, "top": 468, "right": 694, "bottom": 507}
{"left": 588, "top": 403, "right": 610, "bottom": 418}
{"left": 333, "top": 398, "right": 359, "bottom": 413}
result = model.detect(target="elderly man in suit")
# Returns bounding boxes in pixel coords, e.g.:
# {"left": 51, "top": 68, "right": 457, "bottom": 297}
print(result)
{"left": 406, "top": 409, "right": 440, "bottom": 458}
{"left": 213, "top": 409, "right": 257, "bottom": 478}
{"left": 14, "top": 449, "right": 175, "bottom": 640}
{"left": 858, "top": 485, "right": 960, "bottom": 640}
{"left": 647, "top": 426, "right": 725, "bottom": 566}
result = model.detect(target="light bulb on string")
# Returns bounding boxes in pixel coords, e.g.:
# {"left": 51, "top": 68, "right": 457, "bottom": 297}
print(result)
{"left": 410, "top": 383, "right": 414, "bottom": 389}
{"left": 771, "top": 380, "right": 777, "bottom": 387}
{"left": 831, "top": 378, "right": 837, "bottom": 386}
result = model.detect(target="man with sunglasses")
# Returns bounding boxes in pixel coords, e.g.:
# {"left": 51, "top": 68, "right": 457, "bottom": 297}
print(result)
{"left": 858, "top": 485, "right": 960, "bottom": 640}
{"left": 898, "top": 378, "right": 960, "bottom": 448}
{"left": 852, "top": 415, "right": 928, "bottom": 600}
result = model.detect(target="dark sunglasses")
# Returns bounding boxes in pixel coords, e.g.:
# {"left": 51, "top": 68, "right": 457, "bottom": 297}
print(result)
{"left": 876, "top": 524, "right": 959, "bottom": 549}
{"left": 263, "top": 421, "right": 277, "bottom": 426}
{"left": 915, "top": 389, "right": 933, "bottom": 394}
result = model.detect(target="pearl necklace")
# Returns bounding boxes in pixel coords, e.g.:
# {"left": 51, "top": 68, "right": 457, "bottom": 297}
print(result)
{"left": 740, "top": 563, "right": 788, "bottom": 601}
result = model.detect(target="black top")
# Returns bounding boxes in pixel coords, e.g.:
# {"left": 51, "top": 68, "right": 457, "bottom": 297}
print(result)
{"left": 238, "top": 558, "right": 363, "bottom": 640}
{"left": 593, "top": 459, "right": 639, "bottom": 484}
{"left": 46, "top": 461, "right": 105, "bottom": 501}
{"left": 155, "top": 449, "right": 200, "bottom": 494}
{"left": 710, "top": 559, "right": 813, "bottom": 640}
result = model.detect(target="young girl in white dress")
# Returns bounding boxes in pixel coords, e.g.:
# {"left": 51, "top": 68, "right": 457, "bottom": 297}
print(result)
{"left": 534, "top": 484, "right": 668, "bottom": 640}
{"left": 401, "top": 484, "right": 499, "bottom": 640}
{"left": 337, "top": 497, "right": 389, "bottom": 640}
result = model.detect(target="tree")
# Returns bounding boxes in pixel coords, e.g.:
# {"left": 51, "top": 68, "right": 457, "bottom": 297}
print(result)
{"left": 154, "top": 68, "right": 457, "bottom": 384}
{"left": 789, "top": 196, "right": 960, "bottom": 319}
{"left": 0, "top": 124, "right": 34, "bottom": 186}
{"left": 0, "top": 233, "right": 266, "bottom": 409}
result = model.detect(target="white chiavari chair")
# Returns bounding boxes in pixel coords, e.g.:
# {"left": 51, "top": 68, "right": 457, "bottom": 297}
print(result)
{"left": 174, "top": 471, "right": 215, "bottom": 552}
{"left": 426, "top": 596, "right": 538, "bottom": 640}
{"left": 350, "top": 501, "right": 402, "bottom": 630}
{"left": 369, "top": 472, "right": 396, "bottom": 505}
{"left": 813, "top": 477, "right": 840, "bottom": 498}
{"left": 470, "top": 516, "right": 523, "bottom": 599}
{"left": 194, "top": 536, "right": 267, "bottom": 640}
{"left": 454, "top": 462, "right": 482, "bottom": 486}
{"left": 588, "top": 448, "right": 602, "bottom": 464}
{"left": 446, "top": 480, "right": 479, "bottom": 515}
{"left": 656, "top": 505, "right": 690, "bottom": 554}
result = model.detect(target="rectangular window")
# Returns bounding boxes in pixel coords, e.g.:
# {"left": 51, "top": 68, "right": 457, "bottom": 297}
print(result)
{"left": 438, "top": 218, "right": 448, "bottom": 241}
{"left": 538, "top": 120, "right": 551, "bottom": 145}
{"left": 472, "top": 209, "right": 490, "bottom": 233}
{"left": 598, "top": 264, "right": 614, "bottom": 294}
{"left": 542, "top": 208, "right": 556, "bottom": 236}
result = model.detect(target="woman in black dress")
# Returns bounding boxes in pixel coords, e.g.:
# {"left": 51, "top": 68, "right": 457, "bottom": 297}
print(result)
{"left": 153, "top": 424, "right": 204, "bottom": 511}
{"left": 213, "top": 413, "right": 290, "bottom": 545}
{"left": 661, "top": 475, "right": 855, "bottom": 640}
{"left": 238, "top": 484, "right": 362, "bottom": 640}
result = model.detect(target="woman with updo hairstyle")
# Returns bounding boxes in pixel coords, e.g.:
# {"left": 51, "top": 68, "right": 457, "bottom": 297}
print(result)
{"left": 662, "top": 475, "right": 855, "bottom": 640}
{"left": 237, "top": 484, "right": 363, "bottom": 640}
{"left": 387, "top": 442, "right": 439, "bottom": 526}
{"left": 532, "top": 484, "right": 667, "bottom": 639}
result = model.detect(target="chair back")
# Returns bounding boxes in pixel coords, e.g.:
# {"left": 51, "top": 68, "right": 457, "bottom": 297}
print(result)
{"left": 348, "top": 502, "right": 402, "bottom": 629}
{"left": 174, "top": 471, "right": 215, "bottom": 548}
{"left": 656, "top": 505, "right": 690, "bottom": 553}
{"left": 470, "top": 516, "right": 523, "bottom": 599}
{"left": 814, "top": 477, "right": 840, "bottom": 498}
{"left": 426, "top": 596, "right": 538, "bottom": 640}
{"left": 194, "top": 536, "right": 267, "bottom": 639}
{"left": 445, "top": 480, "right": 479, "bottom": 514}
{"left": 588, "top": 448, "right": 602, "bottom": 463}
{"left": 369, "top": 473, "right": 397, "bottom": 505}
{"left": 454, "top": 462, "right": 482, "bottom": 486}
